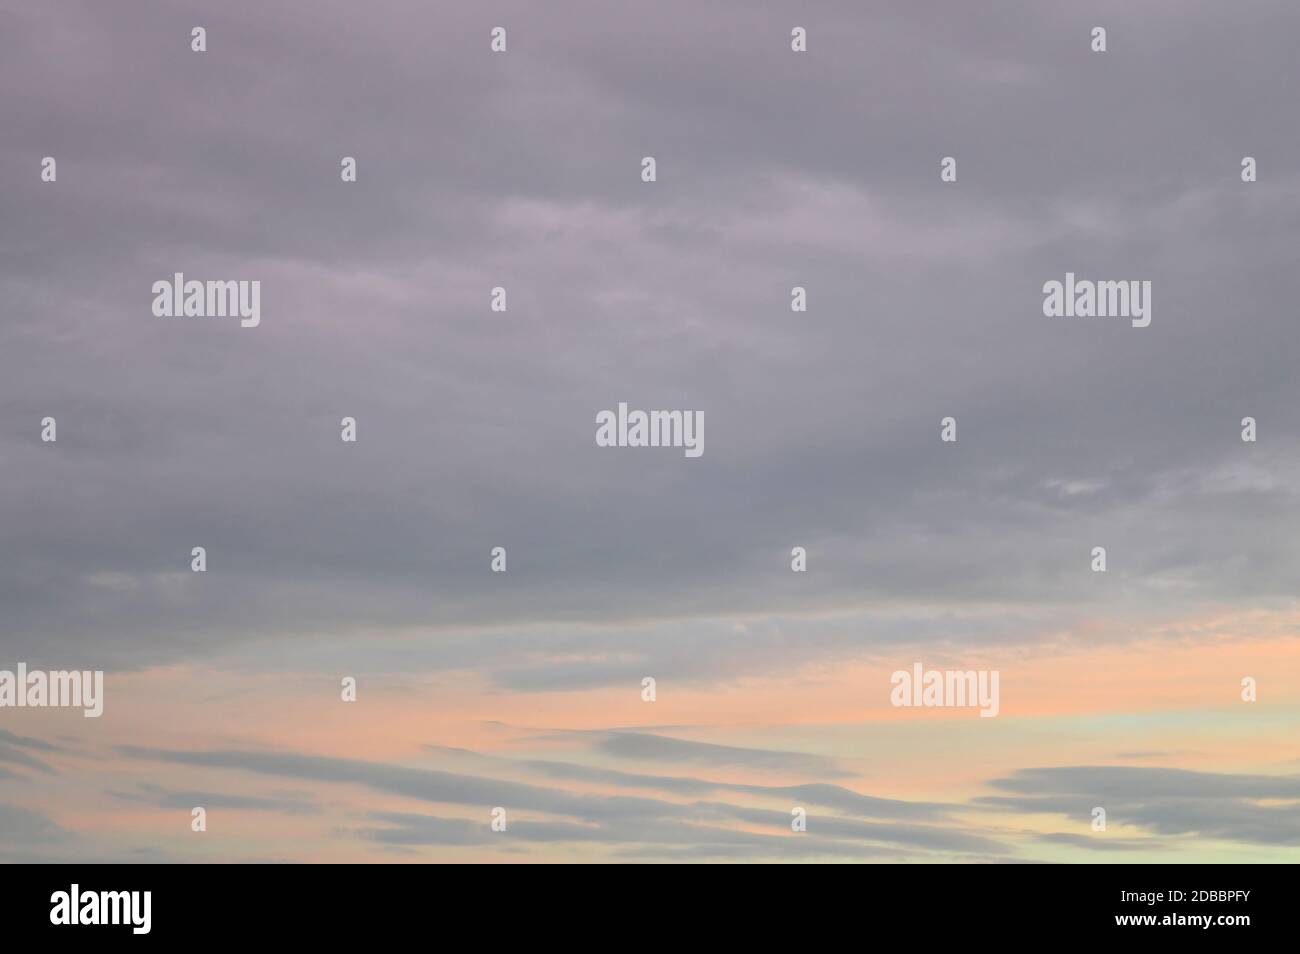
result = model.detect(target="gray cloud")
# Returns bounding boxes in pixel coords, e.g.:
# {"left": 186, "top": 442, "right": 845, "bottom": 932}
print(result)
{"left": 119, "top": 743, "right": 999, "bottom": 859}
{"left": 353, "top": 809, "right": 949, "bottom": 860}
{"left": 988, "top": 766, "right": 1300, "bottom": 800}
{"left": 1033, "top": 832, "right": 1170, "bottom": 853}
{"left": 0, "top": 729, "right": 63, "bottom": 752}
{"left": 593, "top": 732, "right": 849, "bottom": 778}
{"left": 0, "top": 802, "right": 68, "bottom": 846}
{"left": 426, "top": 739, "right": 947, "bottom": 818}
{"left": 976, "top": 766, "right": 1300, "bottom": 846}
{"left": 352, "top": 812, "right": 494, "bottom": 847}
{"left": 689, "top": 802, "right": 1004, "bottom": 854}
{"left": 119, "top": 744, "right": 752, "bottom": 825}
{"left": 0, "top": 0, "right": 1296, "bottom": 685}
{"left": 0, "top": 737, "right": 57, "bottom": 776}
{"left": 105, "top": 782, "right": 319, "bottom": 815}
{"left": 521, "top": 759, "right": 947, "bottom": 820}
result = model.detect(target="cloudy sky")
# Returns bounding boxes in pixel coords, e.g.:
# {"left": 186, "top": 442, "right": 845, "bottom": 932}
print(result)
{"left": 2, "top": 0, "right": 1298, "bottom": 862}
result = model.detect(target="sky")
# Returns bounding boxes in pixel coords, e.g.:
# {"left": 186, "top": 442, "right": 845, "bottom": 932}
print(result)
{"left": 1, "top": 0, "right": 1298, "bottom": 862}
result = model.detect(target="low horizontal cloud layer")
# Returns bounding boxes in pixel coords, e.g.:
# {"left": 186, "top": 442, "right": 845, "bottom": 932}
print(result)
{"left": 978, "top": 766, "right": 1300, "bottom": 846}
{"left": 117, "top": 738, "right": 1001, "bottom": 859}
{"left": 98, "top": 738, "right": 1297, "bottom": 860}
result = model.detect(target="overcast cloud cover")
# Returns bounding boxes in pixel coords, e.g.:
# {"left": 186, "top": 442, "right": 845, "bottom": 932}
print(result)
{"left": 1, "top": 0, "right": 1299, "bottom": 862}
